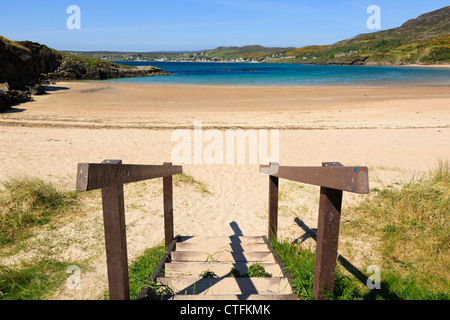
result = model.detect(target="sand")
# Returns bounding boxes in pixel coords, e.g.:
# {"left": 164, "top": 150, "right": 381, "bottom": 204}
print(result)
{"left": 1, "top": 81, "right": 449, "bottom": 299}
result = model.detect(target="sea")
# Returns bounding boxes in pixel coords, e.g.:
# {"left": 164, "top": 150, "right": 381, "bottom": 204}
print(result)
{"left": 106, "top": 61, "right": 450, "bottom": 86}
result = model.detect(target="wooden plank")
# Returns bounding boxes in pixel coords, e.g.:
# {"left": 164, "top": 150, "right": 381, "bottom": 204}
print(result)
{"left": 76, "top": 163, "right": 182, "bottom": 191}
{"left": 164, "top": 262, "right": 283, "bottom": 278}
{"left": 171, "top": 251, "right": 275, "bottom": 263}
{"left": 260, "top": 163, "right": 369, "bottom": 194}
{"left": 175, "top": 242, "right": 270, "bottom": 252}
{"left": 157, "top": 277, "right": 292, "bottom": 295}
{"left": 312, "top": 162, "right": 344, "bottom": 300}
{"left": 178, "top": 236, "right": 265, "bottom": 244}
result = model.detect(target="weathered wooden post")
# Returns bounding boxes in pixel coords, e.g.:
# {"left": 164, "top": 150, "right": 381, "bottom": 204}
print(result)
{"left": 163, "top": 162, "right": 174, "bottom": 249}
{"left": 268, "top": 175, "right": 279, "bottom": 242}
{"left": 99, "top": 160, "right": 130, "bottom": 300}
{"left": 312, "top": 162, "right": 343, "bottom": 300}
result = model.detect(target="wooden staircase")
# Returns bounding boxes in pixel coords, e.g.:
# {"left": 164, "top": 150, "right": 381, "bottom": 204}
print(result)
{"left": 143, "top": 236, "right": 298, "bottom": 300}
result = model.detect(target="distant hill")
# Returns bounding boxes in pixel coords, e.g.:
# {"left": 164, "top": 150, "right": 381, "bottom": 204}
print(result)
{"left": 204, "top": 45, "right": 295, "bottom": 60}
{"left": 282, "top": 6, "right": 450, "bottom": 65}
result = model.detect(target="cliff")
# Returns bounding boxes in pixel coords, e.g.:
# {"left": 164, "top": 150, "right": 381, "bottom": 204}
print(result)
{"left": 0, "top": 37, "right": 170, "bottom": 110}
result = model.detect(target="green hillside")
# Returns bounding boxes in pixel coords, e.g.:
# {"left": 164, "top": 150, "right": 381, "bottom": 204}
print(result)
{"left": 277, "top": 6, "right": 450, "bottom": 65}
{"left": 204, "top": 45, "right": 295, "bottom": 61}
{"left": 203, "top": 6, "right": 450, "bottom": 65}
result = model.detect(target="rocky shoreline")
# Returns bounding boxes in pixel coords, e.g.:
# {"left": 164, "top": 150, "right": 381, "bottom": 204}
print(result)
{"left": 0, "top": 39, "right": 171, "bottom": 110}
{"left": 44, "top": 59, "right": 171, "bottom": 81}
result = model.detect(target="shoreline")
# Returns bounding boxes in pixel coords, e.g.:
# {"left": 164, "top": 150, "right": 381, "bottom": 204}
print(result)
{"left": 119, "top": 60, "right": 450, "bottom": 68}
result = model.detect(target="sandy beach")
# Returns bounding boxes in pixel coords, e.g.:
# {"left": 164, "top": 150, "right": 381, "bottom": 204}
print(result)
{"left": 1, "top": 81, "right": 449, "bottom": 299}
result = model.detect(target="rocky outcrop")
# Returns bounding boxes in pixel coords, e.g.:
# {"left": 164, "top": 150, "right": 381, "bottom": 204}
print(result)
{"left": 44, "top": 58, "right": 171, "bottom": 81}
{"left": 0, "top": 40, "right": 61, "bottom": 89}
{"left": 0, "top": 39, "right": 63, "bottom": 110}
{"left": 0, "top": 37, "right": 171, "bottom": 110}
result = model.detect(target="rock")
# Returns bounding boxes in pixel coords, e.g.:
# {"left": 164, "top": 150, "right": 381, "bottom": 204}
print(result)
{"left": 0, "top": 39, "right": 61, "bottom": 89}
{"left": 28, "top": 84, "right": 46, "bottom": 95}
{"left": 44, "top": 60, "right": 172, "bottom": 81}
{"left": 0, "top": 82, "right": 34, "bottom": 110}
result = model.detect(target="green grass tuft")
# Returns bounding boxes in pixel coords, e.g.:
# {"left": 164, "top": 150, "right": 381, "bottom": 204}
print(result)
{"left": 270, "top": 239, "right": 361, "bottom": 300}
{"left": 0, "top": 176, "right": 80, "bottom": 245}
{"left": 128, "top": 244, "right": 166, "bottom": 300}
{"left": 0, "top": 260, "right": 78, "bottom": 300}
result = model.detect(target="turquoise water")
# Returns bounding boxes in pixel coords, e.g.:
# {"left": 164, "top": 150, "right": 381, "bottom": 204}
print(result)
{"left": 107, "top": 61, "right": 450, "bottom": 86}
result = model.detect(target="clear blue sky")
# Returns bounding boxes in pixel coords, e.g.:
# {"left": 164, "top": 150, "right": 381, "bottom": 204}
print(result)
{"left": 0, "top": 0, "right": 447, "bottom": 51}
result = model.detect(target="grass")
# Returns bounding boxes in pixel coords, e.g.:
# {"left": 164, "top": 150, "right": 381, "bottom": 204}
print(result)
{"left": 0, "top": 35, "right": 32, "bottom": 53}
{"left": 272, "top": 161, "right": 449, "bottom": 300}
{"left": 0, "top": 176, "right": 81, "bottom": 245}
{"left": 58, "top": 51, "right": 135, "bottom": 69}
{"left": 174, "top": 172, "right": 212, "bottom": 195}
{"left": 0, "top": 176, "right": 89, "bottom": 300}
{"left": 0, "top": 259, "right": 79, "bottom": 300}
{"left": 199, "top": 270, "right": 218, "bottom": 278}
{"left": 227, "top": 264, "right": 270, "bottom": 278}
{"left": 246, "top": 263, "right": 270, "bottom": 278}
{"left": 270, "top": 239, "right": 362, "bottom": 300}
{"left": 343, "top": 160, "right": 449, "bottom": 299}
{"left": 128, "top": 244, "right": 167, "bottom": 300}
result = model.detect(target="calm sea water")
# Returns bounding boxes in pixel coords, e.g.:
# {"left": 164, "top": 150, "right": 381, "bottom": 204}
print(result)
{"left": 106, "top": 61, "right": 450, "bottom": 86}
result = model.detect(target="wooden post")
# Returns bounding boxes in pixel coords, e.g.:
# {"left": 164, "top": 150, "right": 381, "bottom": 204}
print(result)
{"left": 163, "top": 162, "right": 174, "bottom": 249}
{"left": 100, "top": 160, "right": 130, "bottom": 300}
{"left": 312, "top": 162, "right": 343, "bottom": 300}
{"left": 268, "top": 175, "right": 279, "bottom": 242}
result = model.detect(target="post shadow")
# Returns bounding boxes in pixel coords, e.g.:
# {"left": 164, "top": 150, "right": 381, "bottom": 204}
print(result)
{"left": 293, "top": 217, "right": 369, "bottom": 286}
{"left": 229, "top": 221, "right": 243, "bottom": 236}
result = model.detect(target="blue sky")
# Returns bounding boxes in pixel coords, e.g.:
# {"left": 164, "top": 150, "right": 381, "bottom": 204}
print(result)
{"left": 0, "top": 0, "right": 447, "bottom": 51}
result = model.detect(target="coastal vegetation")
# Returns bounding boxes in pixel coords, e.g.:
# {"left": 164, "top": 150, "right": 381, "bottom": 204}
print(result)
{"left": 272, "top": 161, "right": 449, "bottom": 300}
{"left": 0, "top": 176, "right": 81, "bottom": 245}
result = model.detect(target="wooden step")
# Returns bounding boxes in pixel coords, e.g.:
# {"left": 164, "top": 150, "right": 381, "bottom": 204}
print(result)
{"left": 179, "top": 236, "right": 265, "bottom": 244}
{"left": 176, "top": 242, "right": 270, "bottom": 252}
{"left": 158, "top": 277, "right": 292, "bottom": 295}
{"left": 171, "top": 251, "right": 275, "bottom": 263}
{"left": 165, "top": 262, "right": 285, "bottom": 278}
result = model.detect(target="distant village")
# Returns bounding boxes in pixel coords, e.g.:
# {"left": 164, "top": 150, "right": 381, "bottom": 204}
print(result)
{"left": 69, "top": 51, "right": 304, "bottom": 63}
{"left": 68, "top": 49, "right": 359, "bottom": 63}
